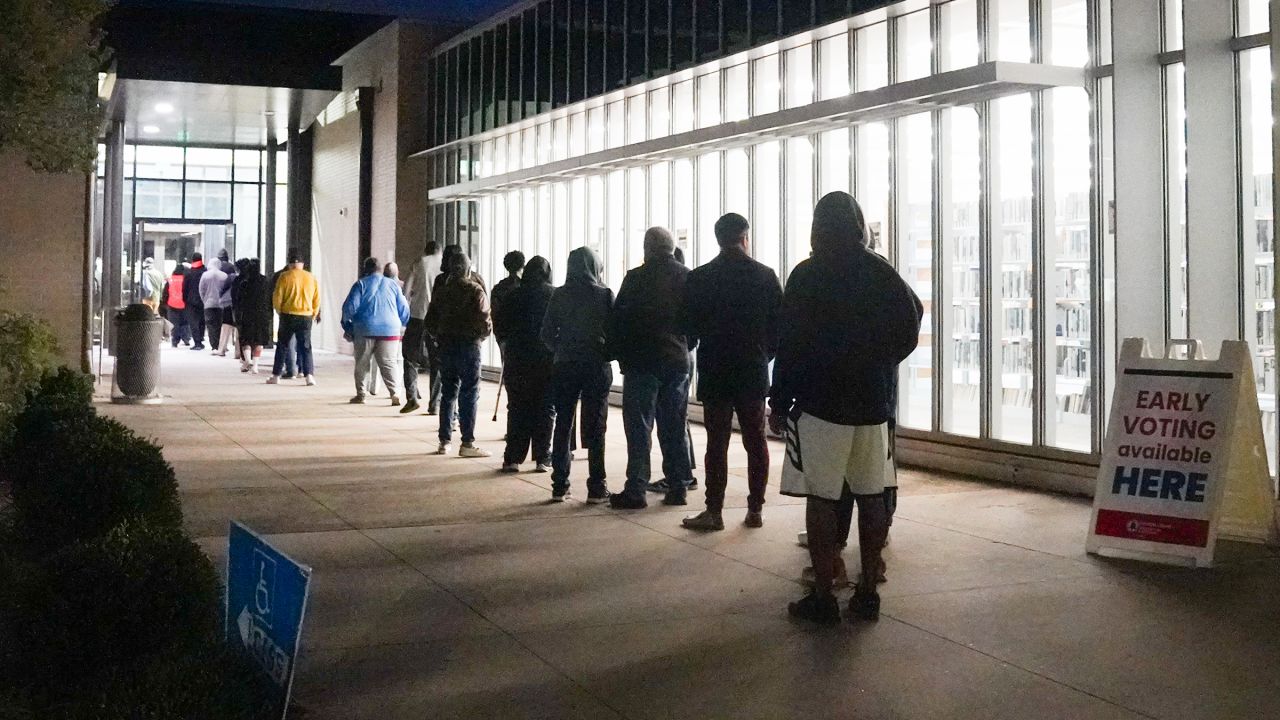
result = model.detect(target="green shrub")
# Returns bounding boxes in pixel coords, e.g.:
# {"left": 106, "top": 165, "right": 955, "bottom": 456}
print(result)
{"left": 8, "top": 412, "right": 181, "bottom": 555}
{"left": 0, "top": 304, "right": 61, "bottom": 448}
{"left": 1, "top": 522, "right": 277, "bottom": 720}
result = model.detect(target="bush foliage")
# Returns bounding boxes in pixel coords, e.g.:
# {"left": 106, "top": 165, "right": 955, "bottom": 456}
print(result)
{"left": 0, "top": 338, "right": 278, "bottom": 719}
{"left": 0, "top": 300, "right": 61, "bottom": 449}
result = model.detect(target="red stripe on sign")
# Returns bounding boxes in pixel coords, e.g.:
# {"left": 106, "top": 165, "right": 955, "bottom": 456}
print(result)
{"left": 1095, "top": 509, "right": 1210, "bottom": 548}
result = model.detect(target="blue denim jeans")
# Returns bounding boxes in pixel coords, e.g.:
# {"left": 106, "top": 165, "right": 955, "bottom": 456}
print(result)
{"left": 272, "top": 314, "right": 313, "bottom": 377}
{"left": 621, "top": 368, "right": 693, "bottom": 498}
{"left": 550, "top": 361, "right": 612, "bottom": 496}
{"left": 438, "top": 340, "right": 481, "bottom": 445}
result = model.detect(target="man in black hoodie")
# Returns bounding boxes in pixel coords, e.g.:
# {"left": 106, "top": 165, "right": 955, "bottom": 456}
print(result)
{"left": 540, "top": 247, "right": 614, "bottom": 503}
{"left": 495, "top": 256, "right": 555, "bottom": 472}
{"left": 425, "top": 252, "right": 492, "bottom": 459}
{"left": 772, "top": 191, "right": 922, "bottom": 625}
{"left": 183, "top": 252, "right": 207, "bottom": 350}
{"left": 608, "top": 227, "right": 694, "bottom": 510}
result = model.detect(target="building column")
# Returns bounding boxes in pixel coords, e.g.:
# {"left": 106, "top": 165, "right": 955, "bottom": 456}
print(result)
{"left": 286, "top": 125, "right": 314, "bottom": 266}
{"left": 1184, "top": 0, "right": 1242, "bottom": 351}
{"left": 101, "top": 120, "right": 125, "bottom": 354}
{"left": 263, "top": 141, "right": 277, "bottom": 272}
{"left": 358, "top": 86, "right": 375, "bottom": 266}
{"left": 1110, "top": 0, "right": 1167, "bottom": 350}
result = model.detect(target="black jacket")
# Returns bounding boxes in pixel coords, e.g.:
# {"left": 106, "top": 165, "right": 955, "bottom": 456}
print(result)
{"left": 490, "top": 275, "right": 521, "bottom": 344}
{"left": 541, "top": 247, "right": 613, "bottom": 366}
{"left": 231, "top": 266, "right": 273, "bottom": 347}
{"left": 425, "top": 256, "right": 492, "bottom": 345}
{"left": 495, "top": 277, "right": 554, "bottom": 381}
{"left": 183, "top": 261, "right": 207, "bottom": 309}
{"left": 610, "top": 254, "right": 691, "bottom": 376}
{"left": 683, "top": 249, "right": 782, "bottom": 402}
{"left": 769, "top": 247, "right": 922, "bottom": 426}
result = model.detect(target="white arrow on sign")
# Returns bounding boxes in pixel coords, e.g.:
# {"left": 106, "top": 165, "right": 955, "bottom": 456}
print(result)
{"left": 238, "top": 606, "right": 252, "bottom": 649}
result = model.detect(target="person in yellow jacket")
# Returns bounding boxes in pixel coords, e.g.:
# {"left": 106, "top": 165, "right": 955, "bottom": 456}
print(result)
{"left": 268, "top": 251, "right": 321, "bottom": 386}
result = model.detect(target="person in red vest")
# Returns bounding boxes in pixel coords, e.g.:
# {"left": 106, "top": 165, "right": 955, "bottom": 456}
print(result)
{"left": 162, "top": 264, "right": 192, "bottom": 347}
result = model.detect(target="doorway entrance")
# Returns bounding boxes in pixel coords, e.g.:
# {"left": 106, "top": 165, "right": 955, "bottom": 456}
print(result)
{"left": 129, "top": 219, "right": 236, "bottom": 300}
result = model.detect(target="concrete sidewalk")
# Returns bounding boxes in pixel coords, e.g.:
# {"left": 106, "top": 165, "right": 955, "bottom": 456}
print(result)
{"left": 101, "top": 344, "right": 1280, "bottom": 720}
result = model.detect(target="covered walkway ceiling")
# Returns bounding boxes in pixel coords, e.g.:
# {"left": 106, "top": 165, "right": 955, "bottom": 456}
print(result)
{"left": 425, "top": 61, "right": 1090, "bottom": 201}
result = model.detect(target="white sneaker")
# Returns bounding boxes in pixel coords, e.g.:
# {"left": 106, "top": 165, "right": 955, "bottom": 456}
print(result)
{"left": 534, "top": 463, "right": 551, "bottom": 474}
{"left": 434, "top": 443, "right": 452, "bottom": 456}
{"left": 305, "top": 375, "right": 317, "bottom": 386}
{"left": 251, "top": 363, "right": 260, "bottom": 375}
{"left": 459, "top": 444, "right": 491, "bottom": 458}
{"left": 266, "top": 375, "right": 279, "bottom": 385}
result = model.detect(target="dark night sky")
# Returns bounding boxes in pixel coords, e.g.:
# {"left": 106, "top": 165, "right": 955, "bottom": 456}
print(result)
{"left": 156, "top": 0, "right": 523, "bottom": 22}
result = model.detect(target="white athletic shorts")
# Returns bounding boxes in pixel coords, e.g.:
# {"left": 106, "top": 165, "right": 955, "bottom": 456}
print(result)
{"left": 780, "top": 414, "right": 897, "bottom": 500}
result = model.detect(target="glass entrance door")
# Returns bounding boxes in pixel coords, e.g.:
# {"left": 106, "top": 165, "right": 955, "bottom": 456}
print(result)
{"left": 128, "top": 221, "right": 236, "bottom": 302}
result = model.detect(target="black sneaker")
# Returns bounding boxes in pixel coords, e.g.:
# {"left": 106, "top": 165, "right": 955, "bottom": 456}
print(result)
{"left": 661, "top": 491, "right": 687, "bottom": 506}
{"left": 646, "top": 478, "right": 700, "bottom": 493}
{"left": 847, "top": 585, "right": 881, "bottom": 622}
{"left": 551, "top": 488, "right": 571, "bottom": 502}
{"left": 609, "top": 492, "right": 647, "bottom": 510}
{"left": 586, "top": 489, "right": 610, "bottom": 504}
{"left": 281, "top": 373, "right": 296, "bottom": 380}
{"left": 788, "top": 592, "right": 840, "bottom": 625}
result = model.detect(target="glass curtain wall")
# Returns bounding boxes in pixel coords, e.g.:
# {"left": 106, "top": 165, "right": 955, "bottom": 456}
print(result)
{"left": 428, "top": 0, "right": 1109, "bottom": 459}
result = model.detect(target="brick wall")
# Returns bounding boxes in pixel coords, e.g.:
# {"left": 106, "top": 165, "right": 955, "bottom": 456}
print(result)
{"left": 0, "top": 151, "right": 88, "bottom": 366}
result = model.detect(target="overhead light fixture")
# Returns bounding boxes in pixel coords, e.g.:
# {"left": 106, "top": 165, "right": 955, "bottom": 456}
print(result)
{"left": 155, "top": 102, "right": 174, "bottom": 114}
{"left": 142, "top": 125, "right": 160, "bottom": 134}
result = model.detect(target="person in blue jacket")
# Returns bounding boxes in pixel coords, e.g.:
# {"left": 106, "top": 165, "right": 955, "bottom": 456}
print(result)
{"left": 342, "top": 256, "right": 411, "bottom": 406}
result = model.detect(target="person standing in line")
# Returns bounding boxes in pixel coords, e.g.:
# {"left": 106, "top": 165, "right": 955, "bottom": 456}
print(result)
{"left": 649, "top": 246, "right": 698, "bottom": 493}
{"left": 183, "top": 252, "right": 208, "bottom": 350}
{"left": 215, "top": 254, "right": 239, "bottom": 357}
{"left": 141, "top": 258, "right": 165, "bottom": 314}
{"left": 271, "top": 262, "right": 301, "bottom": 379}
{"left": 424, "top": 252, "right": 492, "bottom": 457}
{"left": 268, "top": 251, "right": 321, "bottom": 386}
{"left": 540, "top": 247, "right": 613, "bottom": 503}
{"left": 608, "top": 227, "right": 695, "bottom": 510}
{"left": 772, "top": 192, "right": 922, "bottom": 624}
{"left": 384, "top": 261, "right": 401, "bottom": 284}
{"left": 490, "top": 251, "right": 525, "bottom": 324}
{"left": 198, "top": 253, "right": 230, "bottom": 354}
{"left": 401, "top": 241, "right": 443, "bottom": 415}
{"left": 495, "top": 256, "right": 555, "bottom": 473}
{"left": 680, "top": 213, "right": 782, "bottom": 532}
{"left": 162, "top": 264, "right": 191, "bottom": 347}
{"left": 231, "top": 259, "right": 272, "bottom": 374}
{"left": 343, "top": 256, "right": 411, "bottom": 406}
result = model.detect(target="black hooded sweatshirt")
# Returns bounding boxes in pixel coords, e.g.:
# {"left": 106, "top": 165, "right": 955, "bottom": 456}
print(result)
{"left": 769, "top": 192, "right": 923, "bottom": 426}
{"left": 495, "top": 257, "right": 554, "bottom": 380}
{"left": 540, "top": 247, "right": 613, "bottom": 366}
{"left": 610, "top": 252, "right": 691, "bottom": 376}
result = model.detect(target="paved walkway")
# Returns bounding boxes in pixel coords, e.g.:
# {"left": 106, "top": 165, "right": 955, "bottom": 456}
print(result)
{"left": 101, "top": 344, "right": 1280, "bottom": 720}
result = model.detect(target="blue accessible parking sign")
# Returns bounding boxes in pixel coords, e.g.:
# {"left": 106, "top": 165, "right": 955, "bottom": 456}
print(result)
{"left": 226, "top": 521, "right": 312, "bottom": 717}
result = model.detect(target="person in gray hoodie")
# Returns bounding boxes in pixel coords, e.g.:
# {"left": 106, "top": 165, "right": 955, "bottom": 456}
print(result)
{"left": 540, "top": 247, "right": 614, "bottom": 503}
{"left": 198, "top": 255, "right": 232, "bottom": 354}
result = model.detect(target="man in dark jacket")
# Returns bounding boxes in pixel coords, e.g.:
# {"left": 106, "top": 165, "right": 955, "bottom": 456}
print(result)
{"left": 490, "top": 250, "right": 525, "bottom": 334}
{"left": 608, "top": 227, "right": 694, "bottom": 510}
{"left": 771, "top": 191, "right": 923, "bottom": 624}
{"left": 681, "top": 213, "right": 782, "bottom": 532}
{"left": 495, "top": 256, "right": 555, "bottom": 472}
{"left": 183, "top": 252, "right": 207, "bottom": 350}
{"left": 540, "top": 247, "right": 613, "bottom": 503}
{"left": 425, "top": 252, "right": 492, "bottom": 458}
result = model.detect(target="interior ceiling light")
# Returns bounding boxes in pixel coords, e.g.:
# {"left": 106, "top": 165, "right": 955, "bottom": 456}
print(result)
{"left": 155, "top": 102, "right": 174, "bottom": 114}
{"left": 142, "top": 125, "right": 160, "bottom": 134}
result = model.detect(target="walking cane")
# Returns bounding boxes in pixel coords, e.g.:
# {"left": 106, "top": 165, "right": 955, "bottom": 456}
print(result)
{"left": 492, "top": 369, "right": 505, "bottom": 422}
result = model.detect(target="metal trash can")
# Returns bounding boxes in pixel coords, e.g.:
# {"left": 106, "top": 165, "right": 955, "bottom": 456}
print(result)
{"left": 111, "top": 304, "right": 163, "bottom": 404}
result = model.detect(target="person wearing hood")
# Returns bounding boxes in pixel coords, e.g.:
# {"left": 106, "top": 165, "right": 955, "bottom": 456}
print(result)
{"left": 343, "top": 256, "right": 412, "bottom": 406}
{"left": 494, "top": 256, "right": 555, "bottom": 473}
{"left": 231, "top": 259, "right": 272, "bottom": 374}
{"left": 401, "top": 241, "right": 444, "bottom": 415}
{"left": 162, "top": 264, "right": 191, "bottom": 347}
{"left": 183, "top": 252, "right": 208, "bottom": 349}
{"left": 215, "top": 255, "right": 239, "bottom": 357}
{"left": 425, "top": 251, "right": 492, "bottom": 457}
{"left": 540, "top": 246, "right": 614, "bottom": 503}
{"left": 140, "top": 258, "right": 165, "bottom": 314}
{"left": 198, "top": 251, "right": 231, "bottom": 354}
{"left": 771, "top": 191, "right": 922, "bottom": 624}
{"left": 607, "top": 227, "right": 695, "bottom": 510}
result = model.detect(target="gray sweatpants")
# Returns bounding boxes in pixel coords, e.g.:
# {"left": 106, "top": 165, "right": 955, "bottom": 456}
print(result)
{"left": 354, "top": 336, "right": 403, "bottom": 399}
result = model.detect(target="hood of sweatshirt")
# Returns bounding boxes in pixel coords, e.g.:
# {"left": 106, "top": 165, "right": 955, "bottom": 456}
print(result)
{"left": 566, "top": 246, "right": 604, "bottom": 286}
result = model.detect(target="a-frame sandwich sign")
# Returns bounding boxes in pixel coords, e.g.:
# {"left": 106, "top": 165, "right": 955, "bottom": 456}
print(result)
{"left": 1087, "top": 339, "right": 1278, "bottom": 567}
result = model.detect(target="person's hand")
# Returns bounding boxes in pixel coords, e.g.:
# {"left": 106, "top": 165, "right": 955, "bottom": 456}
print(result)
{"left": 768, "top": 409, "right": 788, "bottom": 437}
{"left": 314, "top": 313, "right": 322, "bottom": 325}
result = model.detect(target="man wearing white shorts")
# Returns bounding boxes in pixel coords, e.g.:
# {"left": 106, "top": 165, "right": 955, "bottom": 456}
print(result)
{"left": 769, "top": 191, "right": 922, "bottom": 624}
